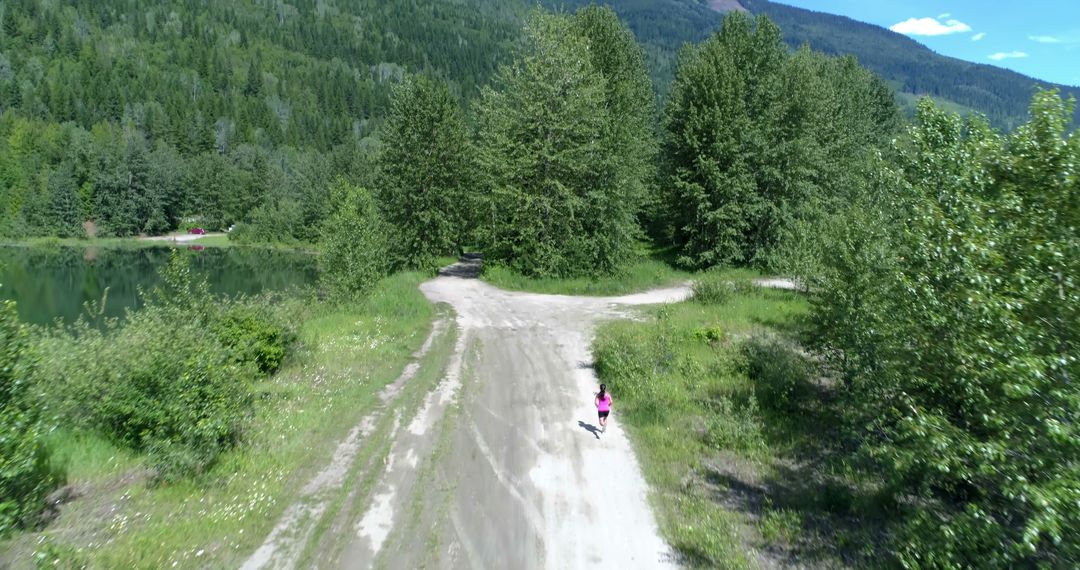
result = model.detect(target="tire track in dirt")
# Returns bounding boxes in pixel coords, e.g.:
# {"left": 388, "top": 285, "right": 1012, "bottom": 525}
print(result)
{"left": 240, "top": 317, "right": 449, "bottom": 570}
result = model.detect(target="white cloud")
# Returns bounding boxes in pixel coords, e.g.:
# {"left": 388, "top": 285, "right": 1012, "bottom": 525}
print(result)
{"left": 938, "top": 13, "right": 952, "bottom": 19}
{"left": 988, "top": 51, "right": 1029, "bottom": 61}
{"left": 972, "top": 32, "right": 986, "bottom": 41}
{"left": 1029, "top": 35, "right": 1062, "bottom": 43}
{"left": 890, "top": 17, "right": 972, "bottom": 36}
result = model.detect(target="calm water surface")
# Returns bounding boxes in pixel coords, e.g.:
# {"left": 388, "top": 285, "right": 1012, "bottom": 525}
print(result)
{"left": 0, "top": 245, "right": 318, "bottom": 326}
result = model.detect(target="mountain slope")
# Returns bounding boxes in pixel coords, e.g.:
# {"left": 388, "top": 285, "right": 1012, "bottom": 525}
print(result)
{"left": 549, "top": 0, "right": 1079, "bottom": 128}
{"left": 0, "top": 0, "right": 521, "bottom": 152}
{"left": 740, "top": 0, "right": 1080, "bottom": 129}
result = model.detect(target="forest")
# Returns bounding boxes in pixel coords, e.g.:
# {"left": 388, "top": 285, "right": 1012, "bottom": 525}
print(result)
{"left": 0, "top": 0, "right": 518, "bottom": 239}
{"left": 0, "top": 1, "right": 1076, "bottom": 568}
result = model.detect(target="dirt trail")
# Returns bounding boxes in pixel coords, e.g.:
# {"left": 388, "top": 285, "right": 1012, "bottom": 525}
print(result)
{"left": 245, "top": 262, "right": 690, "bottom": 569}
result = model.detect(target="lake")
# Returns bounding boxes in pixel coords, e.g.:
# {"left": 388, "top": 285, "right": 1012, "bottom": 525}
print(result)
{"left": 0, "top": 245, "right": 319, "bottom": 326}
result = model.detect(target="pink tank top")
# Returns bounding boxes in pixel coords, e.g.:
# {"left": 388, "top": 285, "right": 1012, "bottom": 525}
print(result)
{"left": 597, "top": 393, "right": 612, "bottom": 412}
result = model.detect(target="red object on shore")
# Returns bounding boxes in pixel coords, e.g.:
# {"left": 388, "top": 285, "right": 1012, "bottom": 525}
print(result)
{"left": 188, "top": 227, "right": 206, "bottom": 235}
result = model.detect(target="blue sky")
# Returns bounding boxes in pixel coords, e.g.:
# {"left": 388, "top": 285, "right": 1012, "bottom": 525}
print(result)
{"left": 774, "top": 1, "right": 1080, "bottom": 87}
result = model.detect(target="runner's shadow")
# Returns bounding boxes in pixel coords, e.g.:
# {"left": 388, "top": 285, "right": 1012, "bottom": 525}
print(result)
{"left": 578, "top": 421, "right": 601, "bottom": 440}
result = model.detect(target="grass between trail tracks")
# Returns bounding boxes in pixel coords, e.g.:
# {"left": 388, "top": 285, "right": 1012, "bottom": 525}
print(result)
{"left": 593, "top": 271, "right": 878, "bottom": 568}
{"left": 3, "top": 271, "right": 438, "bottom": 569}
{"left": 297, "top": 315, "right": 459, "bottom": 567}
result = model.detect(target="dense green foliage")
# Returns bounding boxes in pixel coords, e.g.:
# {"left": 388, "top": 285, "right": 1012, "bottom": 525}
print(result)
{"left": 36, "top": 252, "right": 296, "bottom": 480}
{"left": 475, "top": 8, "right": 654, "bottom": 277}
{"left": 0, "top": 0, "right": 518, "bottom": 239}
{"left": 571, "top": 5, "right": 659, "bottom": 229}
{"left": 214, "top": 305, "right": 295, "bottom": 374}
{"left": 319, "top": 180, "right": 392, "bottom": 296}
{"left": 658, "top": 12, "right": 899, "bottom": 269}
{"left": 543, "top": 0, "right": 722, "bottom": 95}
{"left": 808, "top": 93, "right": 1079, "bottom": 567}
{"left": 0, "top": 300, "right": 60, "bottom": 535}
{"left": 376, "top": 76, "right": 476, "bottom": 270}
{"left": 2, "top": 0, "right": 1073, "bottom": 243}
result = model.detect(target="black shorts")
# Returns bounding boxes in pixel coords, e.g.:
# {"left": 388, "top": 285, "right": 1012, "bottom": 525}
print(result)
{"left": 598, "top": 410, "right": 610, "bottom": 419}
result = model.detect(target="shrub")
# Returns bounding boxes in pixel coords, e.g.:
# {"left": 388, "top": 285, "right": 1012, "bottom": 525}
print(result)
{"left": 691, "top": 276, "right": 736, "bottom": 305}
{"left": 0, "top": 301, "right": 61, "bottom": 535}
{"left": 86, "top": 315, "right": 256, "bottom": 480}
{"left": 705, "top": 395, "right": 765, "bottom": 453}
{"left": 319, "top": 180, "right": 392, "bottom": 297}
{"left": 692, "top": 326, "right": 727, "bottom": 345}
{"left": 35, "top": 254, "right": 293, "bottom": 481}
{"left": 213, "top": 304, "right": 295, "bottom": 374}
{"left": 742, "top": 335, "right": 813, "bottom": 413}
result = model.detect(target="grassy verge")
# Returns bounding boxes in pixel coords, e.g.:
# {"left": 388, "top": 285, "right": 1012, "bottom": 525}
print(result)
{"left": 0, "top": 271, "right": 436, "bottom": 568}
{"left": 187, "top": 235, "right": 230, "bottom": 247}
{"left": 0, "top": 235, "right": 315, "bottom": 252}
{"left": 593, "top": 277, "right": 876, "bottom": 568}
{"left": 0, "top": 237, "right": 170, "bottom": 249}
{"left": 482, "top": 257, "right": 691, "bottom": 296}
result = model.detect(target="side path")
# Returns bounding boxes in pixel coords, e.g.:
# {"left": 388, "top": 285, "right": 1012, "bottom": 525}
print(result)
{"left": 244, "top": 258, "right": 691, "bottom": 569}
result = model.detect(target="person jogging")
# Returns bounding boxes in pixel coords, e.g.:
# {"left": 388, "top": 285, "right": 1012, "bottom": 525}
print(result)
{"left": 595, "top": 383, "right": 612, "bottom": 433}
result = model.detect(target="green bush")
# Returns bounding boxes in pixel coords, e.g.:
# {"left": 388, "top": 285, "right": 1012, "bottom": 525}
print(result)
{"left": 691, "top": 276, "right": 736, "bottom": 305}
{"left": 213, "top": 305, "right": 295, "bottom": 374}
{"left": 35, "top": 254, "right": 295, "bottom": 481}
{"left": 85, "top": 315, "right": 256, "bottom": 480}
{"left": 0, "top": 301, "right": 61, "bottom": 535}
{"left": 692, "top": 326, "right": 727, "bottom": 344}
{"left": 319, "top": 180, "right": 392, "bottom": 297}
{"left": 705, "top": 395, "right": 765, "bottom": 453}
{"left": 743, "top": 335, "right": 813, "bottom": 413}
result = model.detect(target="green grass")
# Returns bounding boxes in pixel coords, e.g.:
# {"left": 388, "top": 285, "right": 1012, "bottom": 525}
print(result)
{"left": 434, "top": 255, "right": 459, "bottom": 268}
{"left": 0, "top": 234, "right": 316, "bottom": 253}
{"left": 482, "top": 258, "right": 692, "bottom": 296}
{"left": 188, "top": 234, "right": 231, "bottom": 247}
{"left": 0, "top": 271, "right": 438, "bottom": 568}
{"left": 593, "top": 284, "right": 860, "bottom": 568}
{"left": 45, "top": 431, "right": 140, "bottom": 482}
{"left": 0, "top": 236, "right": 167, "bottom": 249}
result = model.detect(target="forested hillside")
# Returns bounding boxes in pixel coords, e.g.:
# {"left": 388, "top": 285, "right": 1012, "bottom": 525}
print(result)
{"left": 0, "top": 0, "right": 520, "bottom": 238}
{"left": 549, "top": 0, "right": 1080, "bottom": 129}
{"left": 3, "top": 0, "right": 1074, "bottom": 240}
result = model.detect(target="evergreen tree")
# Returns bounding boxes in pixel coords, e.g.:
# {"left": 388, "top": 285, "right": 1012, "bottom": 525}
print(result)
{"left": 243, "top": 59, "right": 262, "bottom": 98}
{"left": 46, "top": 161, "right": 83, "bottom": 237}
